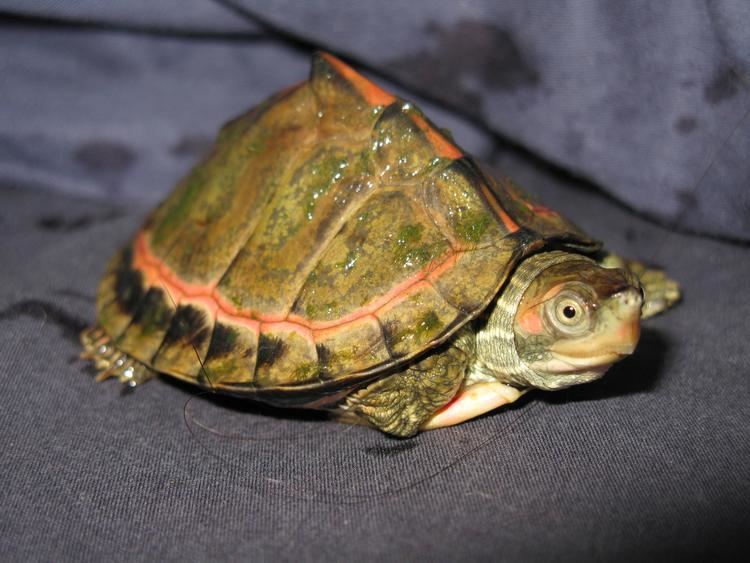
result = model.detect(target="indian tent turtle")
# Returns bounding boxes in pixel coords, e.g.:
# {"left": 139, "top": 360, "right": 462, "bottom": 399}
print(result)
{"left": 81, "top": 52, "right": 680, "bottom": 437}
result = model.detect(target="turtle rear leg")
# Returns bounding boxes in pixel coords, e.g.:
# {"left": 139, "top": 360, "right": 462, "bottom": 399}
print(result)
{"left": 80, "top": 326, "right": 156, "bottom": 387}
{"left": 599, "top": 254, "right": 681, "bottom": 319}
{"left": 334, "top": 340, "right": 470, "bottom": 437}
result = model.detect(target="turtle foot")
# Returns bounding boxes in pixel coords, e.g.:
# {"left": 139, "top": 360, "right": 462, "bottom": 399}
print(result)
{"left": 80, "top": 326, "right": 156, "bottom": 387}
{"left": 622, "top": 260, "right": 681, "bottom": 320}
{"left": 599, "top": 254, "right": 681, "bottom": 320}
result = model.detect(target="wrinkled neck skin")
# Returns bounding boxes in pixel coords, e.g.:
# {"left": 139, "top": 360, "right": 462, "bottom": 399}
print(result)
{"left": 469, "top": 251, "right": 609, "bottom": 391}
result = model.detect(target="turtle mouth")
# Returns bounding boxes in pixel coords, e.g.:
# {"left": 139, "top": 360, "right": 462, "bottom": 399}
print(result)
{"left": 543, "top": 351, "right": 629, "bottom": 375}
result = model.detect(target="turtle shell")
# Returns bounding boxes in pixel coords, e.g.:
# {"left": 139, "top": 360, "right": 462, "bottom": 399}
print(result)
{"left": 95, "top": 52, "right": 598, "bottom": 405}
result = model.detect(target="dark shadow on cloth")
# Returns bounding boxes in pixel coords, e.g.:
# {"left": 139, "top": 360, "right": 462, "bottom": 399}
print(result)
{"left": 158, "top": 375, "right": 332, "bottom": 440}
{"left": 0, "top": 299, "right": 88, "bottom": 344}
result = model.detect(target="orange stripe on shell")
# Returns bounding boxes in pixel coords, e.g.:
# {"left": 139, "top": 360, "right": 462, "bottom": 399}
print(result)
{"left": 133, "top": 232, "right": 463, "bottom": 341}
{"left": 507, "top": 183, "right": 558, "bottom": 217}
{"left": 479, "top": 182, "right": 521, "bottom": 234}
{"left": 408, "top": 112, "right": 463, "bottom": 160}
{"left": 320, "top": 52, "right": 396, "bottom": 107}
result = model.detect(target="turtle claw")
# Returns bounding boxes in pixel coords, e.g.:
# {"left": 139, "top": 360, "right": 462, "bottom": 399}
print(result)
{"left": 80, "top": 325, "right": 156, "bottom": 388}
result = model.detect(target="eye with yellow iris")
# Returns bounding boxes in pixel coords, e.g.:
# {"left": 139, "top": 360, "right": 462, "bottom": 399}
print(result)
{"left": 545, "top": 288, "right": 594, "bottom": 336}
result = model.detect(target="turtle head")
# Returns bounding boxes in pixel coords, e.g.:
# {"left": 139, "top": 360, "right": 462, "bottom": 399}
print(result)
{"left": 510, "top": 254, "right": 643, "bottom": 390}
{"left": 476, "top": 251, "right": 643, "bottom": 392}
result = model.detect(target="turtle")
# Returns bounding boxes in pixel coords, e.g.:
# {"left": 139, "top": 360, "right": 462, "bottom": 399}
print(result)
{"left": 80, "top": 52, "right": 680, "bottom": 437}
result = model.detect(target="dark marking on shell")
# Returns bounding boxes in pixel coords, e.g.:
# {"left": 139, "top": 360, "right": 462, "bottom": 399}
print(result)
{"left": 129, "top": 287, "right": 173, "bottom": 334}
{"left": 0, "top": 299, "right": 87, "bottom": 343}
{"left": 374, "top": 317, "right": 396, "bottom": 361}
{"left": 379, "top": 320, "right": 405, "bottom": 359}
{"left": 364, "top": 441, "right": 419, "bottom": 457}
{"left": 162, "top": 305, "right": 211, "bottom": 350}
{"left": 315, "top": 343, "right": 334, "bottom": 378}
{"left": 704, "top": 66, "right": 739, "bottom": 105}
{"left": 257, "top": 333, "right": 286, "bottom": 367}
{"left": 206, "top": 322, "right": 241, "bottom": 359}
{"left": 114, "top": 250, "right": 144, "bottom": 316}
{"left": 674, "top": 115, "right": 698, "bottom": 135}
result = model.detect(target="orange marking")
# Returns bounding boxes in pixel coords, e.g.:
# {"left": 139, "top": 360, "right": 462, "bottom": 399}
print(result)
{"left": 479, "top": 183, "right": 520, "bottom": 233}
{"left": 408, "top": 112, "right": 463, "bottom": 160}
{"left": 313, "top": 314, "right": 380, "bottom": 342}
{"left": 518, "top": 309, "right": 544, "bottom": 335}
{"left": 376, "top": 280, "right": 434, "bottom": 316}
{"left": 133, "top": 234, "right": 218, "bottom": 299}
{"left": 133, "top": 233, "right": 463, "bottom": 342}
{"left": 320, "top": 52, "right": 396, "bottom": 107}
{"left": 517, "top": 284, "right": 564, "bottom": 319}
{"left": 426, "top": 251, "right": 461, "bottom": 282}
{"left": 507, "top": 185, "right": 557, "bottom": 217}
{"left": 286, "top": 252, "right": 460, "bottom": 330}
{"left": 217, "top": 310, "right": 259, "bottom": 334}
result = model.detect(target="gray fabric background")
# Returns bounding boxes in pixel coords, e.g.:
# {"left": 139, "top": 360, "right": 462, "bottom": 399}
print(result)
{"left": 2, "top": 0, "right": 749, "bottom": 240}
{"left": 1, "top": 2, "right": 749, "bottom": 561}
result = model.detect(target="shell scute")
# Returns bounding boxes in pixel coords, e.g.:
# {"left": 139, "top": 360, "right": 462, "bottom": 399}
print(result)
{"left": 371, "top": 102, "right": 449, "bottom": 182}
{"left": 115, "top": 287, "right": 175, "bottom": 362}
{"left": 489, "top": 176, "right": 597, "bottom": 247}
{"left": 96, "top": 246, "right": 145, "bottom": 341}
{"left": 313, "top": 316, "right": 391, "bottom": 379}
{"left": 291, "top": 189, "right": 451, "bottom": 325}
{"left": 312, "top": 52, "right": 395, "bottom": 110}
{"left": 254, "top": 325, "right": 318, "bottom": 386}
{"left": 203, "top": 316, "right": 258, "bottom": 385}
{"left": 152, "top": 302, "right": 214, "bottom": 378}
{"left": 215, "top": 142, "right": 371, "bottom": 316}
{"left": 423, "top": 158, "right": 509, "bottom": 248}
{"left": 375, "top": 281, "right": 461, "bottom": 358}
{"left": 149, "top": 84, "right": 318, "bottom": 286}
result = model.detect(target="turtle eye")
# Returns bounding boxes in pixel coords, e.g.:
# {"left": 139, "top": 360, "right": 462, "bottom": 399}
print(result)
{"left": 546, "top": 290, "right": 592, "bottom": 336}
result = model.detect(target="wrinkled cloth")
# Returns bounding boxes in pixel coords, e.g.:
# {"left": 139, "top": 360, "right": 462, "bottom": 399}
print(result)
{"left": 1, "top": 1, "right": 749, "bottom": 239}
{"left": 1, "top": 154, "right": 748, "bottom": 561}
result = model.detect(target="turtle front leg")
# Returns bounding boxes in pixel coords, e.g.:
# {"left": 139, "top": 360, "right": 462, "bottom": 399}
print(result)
{"left": 335, "top": 340, "right": 470, "bottom": 437}
{"left": 599, "top": 253, "right": 681, "bottom": 319}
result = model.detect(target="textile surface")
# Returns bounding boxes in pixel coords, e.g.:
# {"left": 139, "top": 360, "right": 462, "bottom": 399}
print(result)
{"left": 1, "top": 2, "right": 748, "bottom": 561}
{"left": 2, "top": 1, "right": 749, "bottom": 239}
